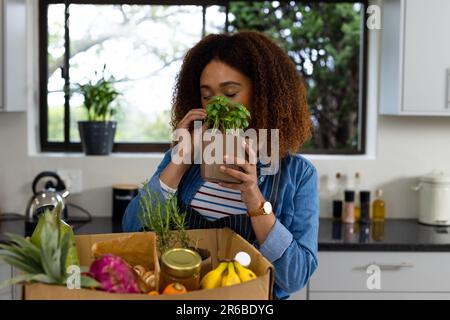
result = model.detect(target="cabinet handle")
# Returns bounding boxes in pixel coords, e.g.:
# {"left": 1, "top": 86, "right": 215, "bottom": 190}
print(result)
{"left": 354, "top": 262, "right": 414, "bottom": 271}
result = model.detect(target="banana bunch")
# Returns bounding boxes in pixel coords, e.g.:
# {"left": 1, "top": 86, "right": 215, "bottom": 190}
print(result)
{"left": 200, "top": 261, "right": 257, "bottom": 290}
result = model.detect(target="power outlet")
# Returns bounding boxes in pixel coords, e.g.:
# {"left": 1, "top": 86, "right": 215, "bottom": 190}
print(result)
{"left": 57, "top": 169, "right": 82, "bottom": 194}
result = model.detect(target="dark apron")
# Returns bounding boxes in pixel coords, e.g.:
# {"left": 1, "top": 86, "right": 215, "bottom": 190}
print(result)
{"left": 177, "top": 163, "right": 281, "bottom": 245}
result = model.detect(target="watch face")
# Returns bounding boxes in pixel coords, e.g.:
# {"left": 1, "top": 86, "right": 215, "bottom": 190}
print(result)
{"left": 263, "top": 201, "right": 272, "bottom": 214}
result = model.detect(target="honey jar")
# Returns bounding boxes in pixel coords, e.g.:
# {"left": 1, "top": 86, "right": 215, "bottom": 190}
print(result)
{"left": 160, "top": 248, "right": 202, "bottom": 291}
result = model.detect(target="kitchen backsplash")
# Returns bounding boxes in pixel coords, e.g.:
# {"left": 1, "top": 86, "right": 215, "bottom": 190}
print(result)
{"left": 1, "top": 113, "right": 450, "bottom": 219}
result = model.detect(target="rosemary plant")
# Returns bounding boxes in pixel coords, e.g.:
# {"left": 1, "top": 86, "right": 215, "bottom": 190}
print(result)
{"left": 138, "top": 182, "right": 191, "bottom": 255}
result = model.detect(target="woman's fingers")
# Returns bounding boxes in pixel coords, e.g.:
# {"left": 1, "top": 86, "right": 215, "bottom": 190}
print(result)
{"left": 243, "top": 139, "right": 257, "bottom": 164}
{"left": 178, "top": 110, "right": 206, "bottom": 129}
{"left": 180, "top": 109, "right": 206, "bottom": 122}
{"left": 218, "top": 181, "right": 244, "bottom": 191}
{"left": 224, "top": 155, "right": 253, "bottom": 174}
{"left": 219, "top": 165, "right": 248, "bottom": 182}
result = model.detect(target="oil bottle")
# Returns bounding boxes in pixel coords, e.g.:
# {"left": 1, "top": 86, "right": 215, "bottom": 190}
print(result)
{"left": 372, "top": 189, "right": 386, "bottom": 221}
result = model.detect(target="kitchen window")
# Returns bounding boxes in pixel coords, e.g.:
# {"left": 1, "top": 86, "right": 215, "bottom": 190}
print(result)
{"left": 39, "top": 0, "right": 368, "bottom": 154}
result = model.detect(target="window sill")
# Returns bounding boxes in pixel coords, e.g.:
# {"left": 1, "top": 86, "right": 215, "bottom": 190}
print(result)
{"left": 303, "top": 154, "right": 376, "bottom": 161}
{"left": 29, "top": 152, "right": 166, "bottom": 159}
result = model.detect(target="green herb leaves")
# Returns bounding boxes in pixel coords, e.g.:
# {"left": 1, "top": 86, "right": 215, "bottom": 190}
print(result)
{"left": 204, "top": 96, "right": 250, "bottom": 135}
{"left": 138, "top": 183, "right": 191, "bottom": 255}
{"left": 77, "top": 65, "right": 120, "bottom": 122}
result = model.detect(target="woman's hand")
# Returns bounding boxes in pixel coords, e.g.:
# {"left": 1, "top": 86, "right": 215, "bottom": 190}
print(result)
{"left": 160, "top": 108, "right": 208, "bottom": 190}
{"left": 218, "top": 140, "right": 265, "bottom": 213}
{"left": 218, "top": 139, "right": 276, "bottom": 245}
{"left": 173, "top": 108, "right": 209, "bottom": 164}
{"left": 176, "top": 108, "right": 207, "bottom": 130}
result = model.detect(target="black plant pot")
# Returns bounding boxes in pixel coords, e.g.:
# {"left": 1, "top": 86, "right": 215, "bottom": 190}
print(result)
{"left": 78, "top": 121, "right": 117, "bottom": 155}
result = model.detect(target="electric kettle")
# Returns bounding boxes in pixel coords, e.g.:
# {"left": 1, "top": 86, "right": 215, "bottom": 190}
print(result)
{"left": 411, "top": 170, "right": 450, "bottom": 226}
{"left": 25, "top": 171, "right": 70, "bottom": 226}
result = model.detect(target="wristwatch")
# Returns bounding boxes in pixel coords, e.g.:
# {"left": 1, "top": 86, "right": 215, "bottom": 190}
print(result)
{"left": 248, "top": 201, "right": 273, "bottom": 217}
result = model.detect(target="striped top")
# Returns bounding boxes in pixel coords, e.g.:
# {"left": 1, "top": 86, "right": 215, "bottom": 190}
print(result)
{"left": 160, "top": 179, "right": 247, "bottom": 221}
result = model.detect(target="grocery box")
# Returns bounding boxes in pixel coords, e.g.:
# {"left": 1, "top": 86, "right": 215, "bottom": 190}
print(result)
{"left": 24, "top": 228, "right": 274, "bottom": 300}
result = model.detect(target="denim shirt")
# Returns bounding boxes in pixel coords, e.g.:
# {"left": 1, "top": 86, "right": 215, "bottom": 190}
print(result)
{"left": 122, "top": 149, "right": 319, "bottom": 299}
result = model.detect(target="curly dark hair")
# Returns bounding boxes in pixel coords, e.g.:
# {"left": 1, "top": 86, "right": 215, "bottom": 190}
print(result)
{"left": 171, "top": 30, "right": 311, "bottom": 159}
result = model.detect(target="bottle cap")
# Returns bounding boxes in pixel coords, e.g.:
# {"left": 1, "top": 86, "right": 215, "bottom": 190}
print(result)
{"left": 344, "top": 190, "right": 355, "bottom": 202}
{"left": 360, "top": 191, "right": 371, "bottom": 203}
{"left": 376, "top": 189, "right": 384, "bottom": 197}
{"left": 234, "top": 251, "right": 251, "bottom": 268}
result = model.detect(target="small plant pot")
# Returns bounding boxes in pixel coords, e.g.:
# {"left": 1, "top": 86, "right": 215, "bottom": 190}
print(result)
{"left": 201, "top": 133, "right": 246, "bottom": 184}
{"left": 78, "top": 121, "right": 117, "bottom": 155}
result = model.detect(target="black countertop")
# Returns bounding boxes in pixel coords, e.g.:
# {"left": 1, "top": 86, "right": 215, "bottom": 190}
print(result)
{"left": 2, "top": 217, "right": 450, "bottom": 252}
{"left": 318, "top": 218, "right": 450, "bottom": 251}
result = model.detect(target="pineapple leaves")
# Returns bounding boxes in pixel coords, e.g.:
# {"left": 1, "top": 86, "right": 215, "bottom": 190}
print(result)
{"left": 79, "top": 275, "right": 101, "bottom": 288}
{"left": 0, "top": 273, "right": 55, "bottom": 290}
{"left": 0, "top": 208, "right": 95, "bottom": 290}
{"left": 40, "top": 212, "right": 64, "bottom": 283}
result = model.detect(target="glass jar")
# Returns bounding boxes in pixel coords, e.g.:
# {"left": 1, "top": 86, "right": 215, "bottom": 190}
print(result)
{"left": 159, "top": 248, "right": 201, "bottom": 292}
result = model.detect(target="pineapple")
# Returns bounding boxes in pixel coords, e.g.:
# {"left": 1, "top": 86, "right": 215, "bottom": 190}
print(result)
{"left": 0, "top": 207, "right": 99, "bottom": 289}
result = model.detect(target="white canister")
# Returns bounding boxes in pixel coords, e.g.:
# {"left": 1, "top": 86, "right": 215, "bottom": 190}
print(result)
{"left": 411, "top": 171, "right": 450, "bottom": 226}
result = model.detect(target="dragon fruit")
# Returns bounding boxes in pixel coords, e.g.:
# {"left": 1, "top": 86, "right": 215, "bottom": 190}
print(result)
{"left": 89, "top": 254, "right": 140, "bottom": 293}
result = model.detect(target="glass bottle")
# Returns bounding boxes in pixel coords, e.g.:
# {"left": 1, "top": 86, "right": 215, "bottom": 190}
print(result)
{"left": 343, "top": 190, "right": 355, "bottom": 223}
{"left": 354, "top": 172, "right": 362, "bottom": 221}
{"left": 372, "top": 221, "right": 385, "bottom": 241}
{"left": 372, "top": 189, "right": 386, "bottom": 221}
{"left": 332, "top": 172, "right": 343, "bottom": 219}
{"left": 359, "top": 191, "right": 371, "bottom": 224}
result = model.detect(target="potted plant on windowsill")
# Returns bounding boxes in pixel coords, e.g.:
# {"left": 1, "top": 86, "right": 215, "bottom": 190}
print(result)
{"left": 77, "top": 66, "right": 120, "bottom": 155}
{"left": 201, "top": 96, "right": 251, "bottom": 184}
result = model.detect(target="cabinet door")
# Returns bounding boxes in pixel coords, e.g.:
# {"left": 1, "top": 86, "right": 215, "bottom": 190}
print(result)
{"left": 0, "top": 0, "right": 3, "bottom": 111}
{"left": 0, "top": 0, "right": 26, "bottom": 112}
{"left": 309, "top": 252, "right": 450, "bottom": 293}
{"left": 0, "top": 262, "right": 12, "bottom": 300}
{"left": 309, "top": 292, "right": 450, "bottom": 300}
{"left": 402, "top": 0, "right": 450, "bottom": 113}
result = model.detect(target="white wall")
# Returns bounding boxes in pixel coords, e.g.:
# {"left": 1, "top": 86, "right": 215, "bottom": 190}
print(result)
{"left": 1, "top": 1, "right": 449, "bottom": 219}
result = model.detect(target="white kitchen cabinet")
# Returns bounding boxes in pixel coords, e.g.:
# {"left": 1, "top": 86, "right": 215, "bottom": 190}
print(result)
{"left": 308, "top": 251, "right": 450, "bottom": 300}
{"left": 0, "top": 263, "right": 22, "bottom": 300}
{"left": 379, "top": 0, "right": 450, "bottom": 116}
{"left": 0, "top": 262, "right": 12, "bottom": 300}
{"left": 0, "top": 0, "right": 26, "bottom": 112}
{"left": 309, "top": 292, "right": 450, "bottom": 300}
{"left": 288, "top": 284, "right": 308, "bottom": 300}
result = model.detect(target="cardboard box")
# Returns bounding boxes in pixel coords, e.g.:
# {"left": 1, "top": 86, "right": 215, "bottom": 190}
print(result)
{"left": 24, "top": 228, "right": 274, "bottom": 300}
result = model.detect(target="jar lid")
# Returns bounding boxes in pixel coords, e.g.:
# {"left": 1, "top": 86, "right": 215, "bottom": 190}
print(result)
{"left": 161, "top": 248, "right": 201, "bottom": 278}
{"left": 419, "top": 171, "right": 450, "bottom": 184}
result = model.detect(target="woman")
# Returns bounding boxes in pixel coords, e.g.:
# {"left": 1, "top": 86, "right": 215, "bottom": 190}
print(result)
{"left": 123, "top": 30, "right": 319, "bottom": 299}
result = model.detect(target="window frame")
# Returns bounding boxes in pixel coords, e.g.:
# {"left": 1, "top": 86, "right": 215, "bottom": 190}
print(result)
{"left": 39, "top": 0, "right": 368, "bottom": 154}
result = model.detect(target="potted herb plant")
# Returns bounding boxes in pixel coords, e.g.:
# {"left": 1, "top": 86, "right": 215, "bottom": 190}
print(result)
{"left": 138, "top": 185, "right": 212, "bottom": 278}
{"left": 77, "top": 66, "right": 120, "bottom": 155}
{"left": 202, "top": 96, "right": 251, "bottom": 183}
